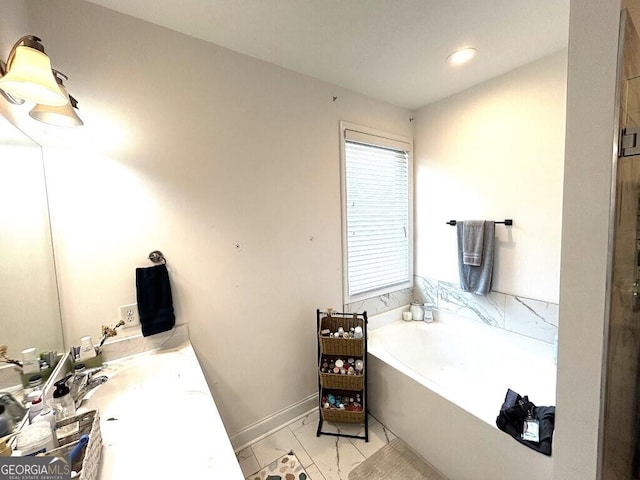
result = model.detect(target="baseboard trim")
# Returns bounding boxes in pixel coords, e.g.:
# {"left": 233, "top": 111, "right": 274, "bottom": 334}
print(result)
{"left": 231, "top": 393, "right": 318, "bottom": 451}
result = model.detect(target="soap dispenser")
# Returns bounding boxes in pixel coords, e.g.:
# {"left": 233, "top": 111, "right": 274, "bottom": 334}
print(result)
{"left": 52, "top": 376, "right": 78, "bottom": 437}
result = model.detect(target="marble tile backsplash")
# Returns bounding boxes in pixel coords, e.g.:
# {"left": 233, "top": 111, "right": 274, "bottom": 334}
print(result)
{"left": 344, "top": 287, "right": 413, "bottom": 318}
{"left": 415, "top": 276, "right": 558, "bottom": 344}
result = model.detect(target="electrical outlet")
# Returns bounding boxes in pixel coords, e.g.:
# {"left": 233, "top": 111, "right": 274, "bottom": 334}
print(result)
{"left": 119, "top": 303, "right": 139, "bottom": 328}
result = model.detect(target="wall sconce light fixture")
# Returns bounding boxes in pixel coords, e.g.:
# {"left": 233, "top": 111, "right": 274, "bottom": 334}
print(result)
{"left": 0, "top": 35, "right": 83, "bottom": 127}
{"left": 29, "top": 71, "right": 83, "bottom": 127}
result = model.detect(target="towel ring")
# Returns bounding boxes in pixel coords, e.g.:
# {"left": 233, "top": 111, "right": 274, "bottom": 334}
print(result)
{"left": 148, "top": 250, "right": 166, "bottom": 265}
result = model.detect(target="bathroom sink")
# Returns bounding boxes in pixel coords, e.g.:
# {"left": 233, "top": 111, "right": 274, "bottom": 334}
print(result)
{"left": 81, "top": 347, "right": 209, "bottom": 414}
{"left": 80, "top": 343, "right": 243, "bottom": 479}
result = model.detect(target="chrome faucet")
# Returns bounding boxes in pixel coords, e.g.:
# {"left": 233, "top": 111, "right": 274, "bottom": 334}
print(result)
{"left": 71, "top": 366, "right": 101, "bottom": 389}
{"left": 70, "top": 367, "right": 108, "bottom": 407}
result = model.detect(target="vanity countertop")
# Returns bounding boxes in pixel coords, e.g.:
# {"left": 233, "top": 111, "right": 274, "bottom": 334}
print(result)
{"left": 78, "top": 341, "right": 243, "bottom": 479}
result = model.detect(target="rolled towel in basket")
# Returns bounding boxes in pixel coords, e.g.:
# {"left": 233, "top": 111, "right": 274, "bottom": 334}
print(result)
{"left": 136, "top": 264, "right": 175, "bottom": 337}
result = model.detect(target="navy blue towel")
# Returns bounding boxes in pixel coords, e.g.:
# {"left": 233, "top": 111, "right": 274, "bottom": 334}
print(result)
{"left": 136, "top": 264, "right": 175, "bottom": 337}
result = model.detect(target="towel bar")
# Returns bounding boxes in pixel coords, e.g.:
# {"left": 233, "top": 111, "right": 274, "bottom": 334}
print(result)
{"left": 446, "top": 219, "right": 513, "bottom": 226}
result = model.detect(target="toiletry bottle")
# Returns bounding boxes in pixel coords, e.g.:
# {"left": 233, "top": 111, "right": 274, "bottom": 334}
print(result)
{"left": 29, "top": 375, "right": 42, "bottom": 393}
{"left": 23, "top": 374, "right": 42, "bottom": 399}
{"left": 52, "top": 376, "right": 78, "bottom": 437}
{"left": 28, "top": 393, "right": 43, "bottom": 422}
{"left": 16, "top": 422, "right": 55, "bottom": 456}
{"left": 423, "top": 303, "right": 435, "bottom": 323}
{"left": 79, "top": 336, "right": 96, "bottom": 361}
{"left": 32, "top": 406, "right": 58, "bottom": 448}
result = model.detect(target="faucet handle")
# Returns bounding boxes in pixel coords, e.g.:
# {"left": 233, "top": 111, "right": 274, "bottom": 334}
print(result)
{"left": 83, "top": 367, "right": 102, "bottom": 378}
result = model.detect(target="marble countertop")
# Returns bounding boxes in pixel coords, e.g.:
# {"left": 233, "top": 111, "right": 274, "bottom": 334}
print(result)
{"left": 78, "top": 341, "right": 244, "bottom": 479}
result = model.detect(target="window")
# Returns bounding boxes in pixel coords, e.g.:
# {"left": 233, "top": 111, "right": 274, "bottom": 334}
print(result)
{"left": 340, "top": 122, "right": 413, "bottom": 303}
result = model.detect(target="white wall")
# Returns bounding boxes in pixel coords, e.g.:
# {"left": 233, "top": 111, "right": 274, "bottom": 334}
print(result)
{"left": 413, "top": 50, "right": 567, "bottom": 303}
{"left": 21, "top": 0, "right": 412, "bottom": 440}
{"left": 554, "top": 1, "right": 621, "bottom": 479}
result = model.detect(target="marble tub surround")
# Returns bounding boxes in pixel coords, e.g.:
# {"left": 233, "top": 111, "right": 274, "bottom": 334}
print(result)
{"left": 437, "top": 281, "right": 506, "bottom": 328}
{"left": 344, "top": 287, "right": 413, "bottom": 318}
{"left": 414, "top": 276, "right": 558, "bottom": 344}
{"left": 366, "top": 305, "right": 411, "bottom": 330}
{"left": 78, "top": 340, "right": 243, "bottom": 479}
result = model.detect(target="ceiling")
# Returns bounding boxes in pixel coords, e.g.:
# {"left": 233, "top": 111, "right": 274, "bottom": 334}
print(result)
{"left": 85, "top": 0, "right": 570, "bottom": 110}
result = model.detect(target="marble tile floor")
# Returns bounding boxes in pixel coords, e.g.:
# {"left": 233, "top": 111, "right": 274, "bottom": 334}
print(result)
{"left": 237, "top": 411, "right": 397, "bottom": 480}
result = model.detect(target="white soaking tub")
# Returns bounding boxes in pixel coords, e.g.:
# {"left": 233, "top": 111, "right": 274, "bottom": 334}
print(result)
{"left": 367, "top": 308, "right": 556, "bottom": 480}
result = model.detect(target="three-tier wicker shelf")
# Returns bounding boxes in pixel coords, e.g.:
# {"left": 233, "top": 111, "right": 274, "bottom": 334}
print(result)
{"left": 316, "top": 309, "right": 369, "bottom": 442}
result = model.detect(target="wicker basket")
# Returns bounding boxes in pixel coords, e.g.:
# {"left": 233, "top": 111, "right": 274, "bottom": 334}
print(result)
{"left": 320, "top": 388, "right": 365, "bottom": 424}
{"left": 319, "top": 372, "right": 364, "bottom": 390}
{"left": 319, "top": 314, "right": 365, "bottom": 356}
{"left": 321, "top": 408, "right": 365, "bottom": 424}
{"left": 43, "top": 410, "right": 102, "bottom": 480}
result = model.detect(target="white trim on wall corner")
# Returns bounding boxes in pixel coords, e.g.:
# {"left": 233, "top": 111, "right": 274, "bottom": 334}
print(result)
{"left": 230, "top": 393, "right": 318, "bottom": 451}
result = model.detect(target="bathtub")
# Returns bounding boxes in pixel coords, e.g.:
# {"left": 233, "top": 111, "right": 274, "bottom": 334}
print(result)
{"left": 367, "top": 307, "right": 556, "bottom": 480}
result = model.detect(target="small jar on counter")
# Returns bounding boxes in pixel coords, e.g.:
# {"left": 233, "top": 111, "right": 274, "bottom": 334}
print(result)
{"left": 410, "top": 301, "right": 424, "bottom": 321}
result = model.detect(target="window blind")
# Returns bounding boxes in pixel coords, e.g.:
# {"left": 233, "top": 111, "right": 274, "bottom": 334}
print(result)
{"left": 344, "top": 137, "right": 410, "bottom": 297}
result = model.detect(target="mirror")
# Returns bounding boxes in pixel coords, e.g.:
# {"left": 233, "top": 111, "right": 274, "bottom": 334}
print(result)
{"left": 0, "top": 115, "right": 64, "bottom": 361}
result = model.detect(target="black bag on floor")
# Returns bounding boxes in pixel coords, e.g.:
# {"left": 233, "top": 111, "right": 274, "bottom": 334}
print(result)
{"left": 496, "top": 388, "right": 555, "bottom": 456}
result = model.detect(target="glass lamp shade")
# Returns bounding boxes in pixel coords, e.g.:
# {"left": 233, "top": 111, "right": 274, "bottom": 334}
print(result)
{"left": 29, "top": 85, "right": 83, "bottom": 127}
{"left": 0, "top": 45, "right": 67, "bottom": 106}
